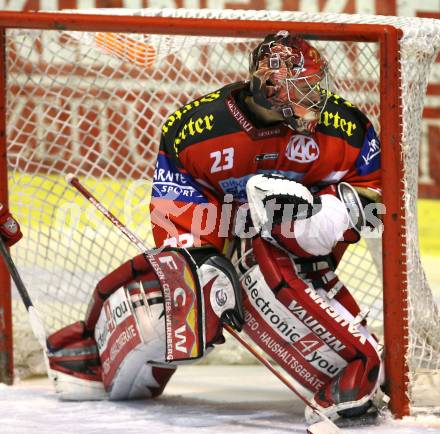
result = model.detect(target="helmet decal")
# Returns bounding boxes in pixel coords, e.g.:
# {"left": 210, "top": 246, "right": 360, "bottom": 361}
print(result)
{"left": 250, "top": 31, "right": 329, "bottom": 134}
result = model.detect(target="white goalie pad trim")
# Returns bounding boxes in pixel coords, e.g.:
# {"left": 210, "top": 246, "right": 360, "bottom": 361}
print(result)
{"left": 326, "top": 281, "right": 344, "bottom": 299}
{"left": 49, "top": 370, "right": 107, "bottom": 401}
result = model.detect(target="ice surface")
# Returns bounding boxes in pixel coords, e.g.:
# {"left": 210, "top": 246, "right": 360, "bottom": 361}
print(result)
{"left": 1, "top": 366, "right": 440, "bottom": 434}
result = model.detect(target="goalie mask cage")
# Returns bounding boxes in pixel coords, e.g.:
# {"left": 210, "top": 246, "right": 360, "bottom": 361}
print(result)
{"left": 0, "top": 8, "right": 439, "bottom": 419}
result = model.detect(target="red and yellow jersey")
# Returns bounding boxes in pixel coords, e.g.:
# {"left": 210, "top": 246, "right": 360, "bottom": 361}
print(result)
{"left": 150, "top": 82, "right": 381, "bottom": 249}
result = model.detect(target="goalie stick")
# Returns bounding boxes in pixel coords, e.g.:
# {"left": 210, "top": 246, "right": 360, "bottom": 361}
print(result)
{"left": 66, "top": 174, "right": 342, "bottom": 434}
{"left": 225, "top": 325, "right": 342, "bottom": 434}
{"left": 0, "top": 237, "right": 47, "bottom": 350}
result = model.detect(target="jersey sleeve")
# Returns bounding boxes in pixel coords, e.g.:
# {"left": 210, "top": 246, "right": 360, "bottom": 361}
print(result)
{"left": 314, "top": 93, "right": 381, "bottom": 194}
{"left": 342, "top": 122, "right": 381, "bottom": 193}
{"left": 150, "top": 150, "right": 228, "bottom": 251}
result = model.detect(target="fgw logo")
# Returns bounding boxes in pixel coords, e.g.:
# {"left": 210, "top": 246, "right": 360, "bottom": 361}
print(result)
{"left": 158, "top": 254, "right": 192, "bottom": 355}
{"left": 174, "top": 325, "right": 187, "bottom": 354}
{"left": 285, "top": 135, "right": 320, "bottom": 163}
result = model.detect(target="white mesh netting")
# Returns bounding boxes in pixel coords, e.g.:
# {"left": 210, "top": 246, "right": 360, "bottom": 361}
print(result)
{"left": 4, "top": 8, "right": 440, "bottom": 411}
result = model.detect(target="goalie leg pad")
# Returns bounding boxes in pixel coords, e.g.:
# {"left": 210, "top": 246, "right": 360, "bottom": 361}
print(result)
{"left": 47, "top": 320, "right": 102, "bottom": 383}
{"left": 47, "top": 321, "right": 107, "bottom": 401}
{"left": 94, "top": 269, "right": 177, "bottom": 399}
{"left": 102, "top": 247, "right": 244, "bottom": 399}
{"left": 237, "top": 237, "right": 381, "bottom": 418}
{"left": 48, "top": 245, "right": 244, "bottom": 401}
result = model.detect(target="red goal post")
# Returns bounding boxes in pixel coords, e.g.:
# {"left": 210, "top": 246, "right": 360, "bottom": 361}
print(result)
{"left": 0, "top": 9, "right": 437, "bottom": 419}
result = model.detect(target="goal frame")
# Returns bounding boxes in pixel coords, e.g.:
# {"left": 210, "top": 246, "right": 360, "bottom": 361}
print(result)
{"left": 0, "top": 11, "right": 406, "bottom": 417}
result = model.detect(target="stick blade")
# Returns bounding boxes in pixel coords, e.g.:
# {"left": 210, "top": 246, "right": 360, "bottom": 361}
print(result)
{"left": 307, "top": 420, "right": 342, "bottom": 434}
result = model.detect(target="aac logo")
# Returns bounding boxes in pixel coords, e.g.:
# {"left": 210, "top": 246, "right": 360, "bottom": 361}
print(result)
{"left": 285, "top": 135, "right": 320, "bottom": 163}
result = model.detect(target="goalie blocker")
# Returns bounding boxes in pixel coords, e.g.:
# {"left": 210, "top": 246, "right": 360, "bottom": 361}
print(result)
{"left": 46, "top": 247, "right": 244, "bottom": 400}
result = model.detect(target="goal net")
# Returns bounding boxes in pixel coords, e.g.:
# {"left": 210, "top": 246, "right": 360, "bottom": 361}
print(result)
{"left": 1, "top": 8, "right": 439, "bottom": 417}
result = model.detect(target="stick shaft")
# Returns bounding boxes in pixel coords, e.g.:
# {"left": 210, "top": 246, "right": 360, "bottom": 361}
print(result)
{"left": 67, "top": 175, "right": 149, "bottom": 252}
{"left": 224, "top": 326, "right": 340, "bottom": 430}
{"left": 0, "top": 237, "right": 33, "bottom": 309}
{"left": 0, "top": 237, "right": 47, "bottom": 349}
{"left": 225, "top": 324, "right": 319, "bottom": 410}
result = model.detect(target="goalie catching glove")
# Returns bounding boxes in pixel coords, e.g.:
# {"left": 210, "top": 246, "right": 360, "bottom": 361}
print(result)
{"left": 47, "top": 247, "right": 244, "bottom": 400}
{"left": 246, "top": 174, "right": 370, "bottom": 257}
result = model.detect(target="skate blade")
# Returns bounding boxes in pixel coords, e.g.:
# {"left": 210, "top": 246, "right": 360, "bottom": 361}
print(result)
{"left": 307, "top": 420, "right": 342, "bottom": 434}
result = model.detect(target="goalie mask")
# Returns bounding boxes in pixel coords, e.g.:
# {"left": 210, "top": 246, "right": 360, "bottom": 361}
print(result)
{"left": 249, "top": 31, "right": 329, "bottom": 134}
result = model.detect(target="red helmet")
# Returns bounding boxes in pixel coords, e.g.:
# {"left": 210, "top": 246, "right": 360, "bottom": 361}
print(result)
{"left": 249, "top": 31, "right": 328, "bottom": 134}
